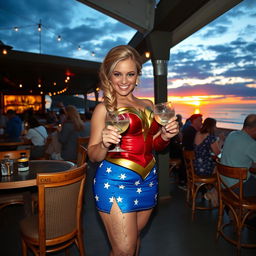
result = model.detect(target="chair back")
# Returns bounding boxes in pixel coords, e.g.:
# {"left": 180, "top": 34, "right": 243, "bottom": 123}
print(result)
{"left": 216, "top": 161, "right": 248, "bottom": 203}
{"left": 37, "top": 162, "right": 86, "bottom": 253}
{"left": 76, "top": 136, "right": 89, "bottom": 153}
{"left": 0, "top": 149, "right": 31, "bottom": 160}
{"left": 77, "top": 145, "right": 87, "bottom": 167}
{"left": 183, "top": 150, "right": 195, "bottom": 186}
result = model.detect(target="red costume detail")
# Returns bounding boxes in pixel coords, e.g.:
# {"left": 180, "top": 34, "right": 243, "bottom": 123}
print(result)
{"left": 108, "top": 109, "right": 167, "bottom": 168}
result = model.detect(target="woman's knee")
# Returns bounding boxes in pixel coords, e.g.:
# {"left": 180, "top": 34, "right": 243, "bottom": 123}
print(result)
{"left": 113, "top": 243, "right": 137, "bottom": 256}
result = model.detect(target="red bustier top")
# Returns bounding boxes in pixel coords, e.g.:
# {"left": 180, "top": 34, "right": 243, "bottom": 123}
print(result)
{"left": 106, "top": 107, "right": 161, "bottom": 178}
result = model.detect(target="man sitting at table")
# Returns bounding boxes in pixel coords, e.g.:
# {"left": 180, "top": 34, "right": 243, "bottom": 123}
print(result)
{"left": 221, "top": 114, "right": 256, "bottom": 196}
{"left": 5, "top": 109, "right": 22, "bottom": 142}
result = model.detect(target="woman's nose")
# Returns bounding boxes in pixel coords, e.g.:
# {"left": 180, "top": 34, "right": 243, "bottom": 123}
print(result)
{"left": 121, "top": 75, "right": 127, "bottom": 84}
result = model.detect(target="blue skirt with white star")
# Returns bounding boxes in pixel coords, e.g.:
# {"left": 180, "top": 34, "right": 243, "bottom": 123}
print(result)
{"left": 93, "top": 160, "right": 158, "bottom": 213}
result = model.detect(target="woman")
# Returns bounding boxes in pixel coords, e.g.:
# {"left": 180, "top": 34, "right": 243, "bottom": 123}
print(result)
{"left": 87, "top": 45, "right": 179, "bottom": 256}
{"left": 58, "top": 105, "right": 88, "bottom": 161}
{"left": 25, "top": 116, "right": 48, "bottom": 159}
{"left": 194, "top": 117, "right": 223, "bottom": 205}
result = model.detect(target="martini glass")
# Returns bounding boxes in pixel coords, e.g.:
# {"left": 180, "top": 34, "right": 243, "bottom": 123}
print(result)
{"left": 105, "top": 112, "right": 130, "bottom": 152}
{"left": 154, "top": 101, "right": 175, "bottom": 126}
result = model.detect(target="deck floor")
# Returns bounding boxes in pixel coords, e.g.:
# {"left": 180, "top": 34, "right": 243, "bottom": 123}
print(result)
{"left": 0, "top": 163, "right": 255, "bottom": 256}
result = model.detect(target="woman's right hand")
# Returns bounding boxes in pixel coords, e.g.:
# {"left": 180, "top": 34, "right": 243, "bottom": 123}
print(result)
{"left": 101, "top": 125, "right": 121, "bottom": 149}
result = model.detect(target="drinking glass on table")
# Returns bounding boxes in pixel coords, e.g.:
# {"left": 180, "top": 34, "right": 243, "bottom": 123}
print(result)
{"left": 105, "top": 112, "right": 130, "bottom": 152}
{"left": 154, "top": 101, "right": 175, "bottom": 126}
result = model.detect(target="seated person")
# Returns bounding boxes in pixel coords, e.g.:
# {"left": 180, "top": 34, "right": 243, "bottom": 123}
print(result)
{"left": 194, "top": 118, "right": 223, "bottom": 205}
{"left": 182, "top": 114, "right": 202, "bottom": 150}
{"left": 194, "top": 118, "right": 222, "bottom": 176}
{"left": 221, "top": 114, "right": 256, "bottom": 197}
{"left": 5, "top": 109, "right": 22, "bottom": 142}
{"left": 24, "top": 116, "right": 48, "bottom": 159}
{"left": 58, "top": 105, "right": 88, "bottom": 161}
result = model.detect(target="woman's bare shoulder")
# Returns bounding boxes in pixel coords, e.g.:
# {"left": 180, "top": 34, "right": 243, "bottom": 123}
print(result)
{"left": 140, "top": 98, "right": 154, "bottom": 108}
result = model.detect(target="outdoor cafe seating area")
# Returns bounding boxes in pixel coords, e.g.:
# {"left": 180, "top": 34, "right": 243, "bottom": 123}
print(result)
{"left": 1, "top": 133, "right": 256, "bottom": 255}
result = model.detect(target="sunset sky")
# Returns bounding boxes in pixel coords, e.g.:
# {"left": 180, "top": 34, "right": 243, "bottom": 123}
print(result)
{"left": 0, "top": 0, "right": 255, "bottom": 110}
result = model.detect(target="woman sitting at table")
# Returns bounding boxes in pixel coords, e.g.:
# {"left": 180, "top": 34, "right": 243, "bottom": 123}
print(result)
{"left": 194, "top": 117, "right": 223, "bottom": 205}
{"left": 24, "top": 116, "right": 48, "bottom": 159}
{"left": 58, "top": 105, "right": 88, "bottom": 161}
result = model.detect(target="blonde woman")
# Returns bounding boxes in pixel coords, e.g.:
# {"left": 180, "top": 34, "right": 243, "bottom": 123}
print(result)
{"left": 88, "top": 45, "right": 179, "bottom": 256}
{"left": 58, "top": 105, "right": 88, "bottom": 160}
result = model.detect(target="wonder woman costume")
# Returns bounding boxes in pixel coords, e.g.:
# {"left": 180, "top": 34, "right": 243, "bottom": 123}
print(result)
{"left": 93, "top": 107, "right": 169, "bottom": 213}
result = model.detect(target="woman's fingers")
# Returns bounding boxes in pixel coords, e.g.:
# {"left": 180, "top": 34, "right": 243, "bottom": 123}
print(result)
{"left": 102, "top": 126, "right": 121, "bottom": 147}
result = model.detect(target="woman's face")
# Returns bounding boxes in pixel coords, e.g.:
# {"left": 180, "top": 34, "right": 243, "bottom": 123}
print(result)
{"left": 110, "top": 58, "right": 138, "bottom": 97}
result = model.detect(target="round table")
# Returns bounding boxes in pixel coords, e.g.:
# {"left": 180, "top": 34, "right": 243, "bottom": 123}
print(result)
{"left": 0, "top": 160, "right": 75, "bottom": 189}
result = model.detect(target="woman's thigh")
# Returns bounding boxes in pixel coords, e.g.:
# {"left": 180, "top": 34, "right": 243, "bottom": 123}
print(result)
{"left": 99, "top": 200, "right": 153, "bottom": 253}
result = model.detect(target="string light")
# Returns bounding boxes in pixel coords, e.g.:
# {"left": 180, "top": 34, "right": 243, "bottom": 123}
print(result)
{"left": 145, "top": 51, "right": 150, "bottom": 58}
{"left": 38, "top": 23, "right": 41, "bottom": 32}
{"left": 0, "top": 22, "right": 97, "bottom": 57}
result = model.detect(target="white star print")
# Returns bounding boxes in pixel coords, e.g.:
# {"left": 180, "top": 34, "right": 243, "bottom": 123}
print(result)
{"left": 153, "top": 168, "right": 157, "bottom": 174}
{"left": 134, "top": 199, "right": 139, "bottom": 205}
{"left": 119, "top": 173, "right": 127, "bottom": 180}
{"left": 134, "top": 180, "right": 140, "bottom": 186}
{"left": 136, "top": 188, "right": 142, "bottom": 194}
{"left": 106, "top": 167, "right": 112, "bottom": 173}
{"left": 116, "top": 196, "right": 123, "bottom": 203}
{"left": 109, "top": 197, "right": 114, "bottom": 203}
{"left": 149, "top": 182, "right": 154, "bottom": 187}
{"left": 93, "top": 178, "right": 96, "bottom": 184}
{"left": 104, "top": 182, "right": 110, "bottom": 189}
{"left": 119, "top": 185, "right": 125, "bottom": 189}
{"left": 155, "top": 194, "right": 158, "bottom": 200}
{"left": 99, "top": 162, "right": 103, "bottom": 168}
{"left": 95, "top": 195, "right": 99, "bottom": 201}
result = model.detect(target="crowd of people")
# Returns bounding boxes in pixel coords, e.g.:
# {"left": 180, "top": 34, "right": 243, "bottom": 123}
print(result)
{"left": 0, "top": 104, "right": 91, "bottom": 161}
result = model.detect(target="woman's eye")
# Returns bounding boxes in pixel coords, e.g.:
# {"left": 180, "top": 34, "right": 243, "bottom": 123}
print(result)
{"left": 128, "top": 73, "right": 135, "bottom": 77}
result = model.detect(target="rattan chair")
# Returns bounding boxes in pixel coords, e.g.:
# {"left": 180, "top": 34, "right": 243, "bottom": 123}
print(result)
{"left": 183, "top": 149, "right": 217, "bottom": 220}
{"left": 77, "top": 145, "right": 87, "bottom": 167}
{"left": 216, "top": 161, "right": 256, "bottom": 255}
{"left": 20, "top": 162, "right": 87, "bottom": 256}
{"left": 0, "top": 149, "right": 31, "bottom": 210}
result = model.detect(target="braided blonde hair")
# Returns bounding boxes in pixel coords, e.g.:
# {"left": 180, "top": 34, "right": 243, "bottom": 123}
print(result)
{"left": 99, "top": 45, "right": 142, "bottom": 112}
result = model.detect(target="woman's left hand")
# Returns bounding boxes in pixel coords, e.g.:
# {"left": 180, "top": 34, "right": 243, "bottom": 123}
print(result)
{"left": 161, "top": 117, "right": 179, "bottom": 141}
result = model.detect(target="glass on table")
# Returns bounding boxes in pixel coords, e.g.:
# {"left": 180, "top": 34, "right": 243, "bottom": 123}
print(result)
{"left": 105, "top": 112, "right": 130, "bottom": 152}
{"left": 154, "top": 101, "right": 175, "bottom": 126}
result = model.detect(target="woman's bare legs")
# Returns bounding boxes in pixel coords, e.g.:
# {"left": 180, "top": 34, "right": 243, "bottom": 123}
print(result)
{"left": 99, "top": 200, "right": 153, "bottom": 256}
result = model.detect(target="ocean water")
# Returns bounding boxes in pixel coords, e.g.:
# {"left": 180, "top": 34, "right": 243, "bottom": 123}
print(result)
{"left": 76, "top": 102, "right": 255, "bottom": 130}
{"left": 175, "top": 103, "right": 256, "bottom": 130}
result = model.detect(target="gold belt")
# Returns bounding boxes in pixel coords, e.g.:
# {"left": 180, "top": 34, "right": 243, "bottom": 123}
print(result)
{"left": 105, "top": 156, "right": 156, "bottom": 179}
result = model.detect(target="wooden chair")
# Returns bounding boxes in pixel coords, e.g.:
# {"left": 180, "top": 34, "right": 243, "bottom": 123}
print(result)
{"left": 183, "top": 150, "right": 217, "bottom": 220}
{"left": 77, "top": 145, "right": 87, "bottom": 167}
{"left": 169, "top": 157, "right": 182, "bottom": 180}
{"left": 0, "top": 149, "right": 30, "bottom": 160}
{"left": 0, "top": 149, "right": 31, "bottom": 210}
{"left": 216, "top": 161, "right": 256, "bottom": 254}
{"left": 76, "top": 136, "right": 89, "bottom": 154}
{"left": 20, "top": 162, "right": 87, "bottom": 256}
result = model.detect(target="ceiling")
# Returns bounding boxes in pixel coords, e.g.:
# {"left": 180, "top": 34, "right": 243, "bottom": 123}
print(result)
{"left": 0, "top": 49, "right": 101, "bottom": 95}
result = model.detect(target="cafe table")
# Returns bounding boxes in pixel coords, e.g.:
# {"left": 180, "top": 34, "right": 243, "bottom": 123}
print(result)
{"left": 0, "top": 160, "right": 75, "bottom": 214}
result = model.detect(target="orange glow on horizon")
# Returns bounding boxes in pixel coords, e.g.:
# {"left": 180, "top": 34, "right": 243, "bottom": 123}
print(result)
{"left": 137, "top": 95, "right": 256, "bottom": 105}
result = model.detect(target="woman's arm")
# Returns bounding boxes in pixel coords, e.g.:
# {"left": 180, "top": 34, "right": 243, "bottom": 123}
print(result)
{"left": 87, "top": 103, "right": 120, "bottom": 162}
{"left": 211, "top": 140, "right": 221, "bottom": 156}
{"left": 153, "top": 116, "right": 179, "bottom": 151}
